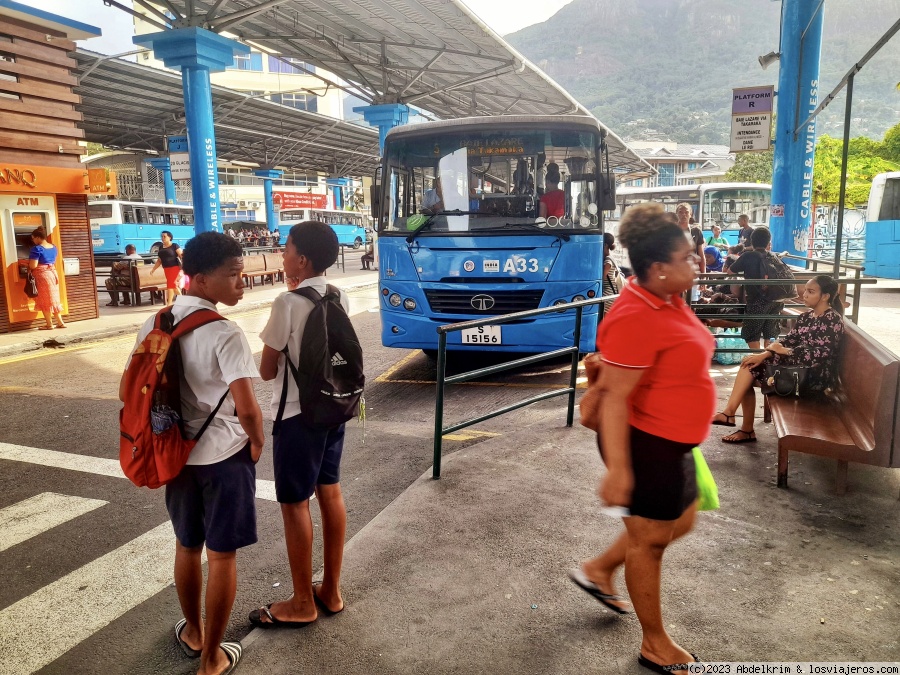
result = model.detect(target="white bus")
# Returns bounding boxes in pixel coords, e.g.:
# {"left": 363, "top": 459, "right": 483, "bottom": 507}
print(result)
{"left": 865, "top": 172, "right": 900, "bottom": 278}
{"left": 279, "top": 208, "right": 368, "bottom": 248}
{"left": 88, "top": 200, "right": 195, "bottom": 255}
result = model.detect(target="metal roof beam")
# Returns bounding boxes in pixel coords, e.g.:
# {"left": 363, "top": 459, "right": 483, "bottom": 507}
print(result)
{"left": 205, "top": 0, "right": 233, "bottom": 22}
{"left": 209, "top": 0, "right": 294, "bottom": 32}
{"left": 404, "top": 64, "right": 513, "bottom": 104}
{"left": 397, "top": 48, "right": 443, "bottom": 97}
{"left": 103, "top": 0, "right": 171, "bottom": 31}
{"left": 132, "top": 0, "right": 182, "bottom": 27}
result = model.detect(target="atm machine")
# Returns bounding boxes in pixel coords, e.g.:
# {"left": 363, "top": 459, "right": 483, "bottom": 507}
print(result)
{"left": 0, "top": 193, "right": 69, "bottom": 325}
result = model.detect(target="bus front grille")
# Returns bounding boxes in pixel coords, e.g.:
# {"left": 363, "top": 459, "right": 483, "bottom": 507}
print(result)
{"left": 423, "top": 289, "right": 545, "bottom": 315}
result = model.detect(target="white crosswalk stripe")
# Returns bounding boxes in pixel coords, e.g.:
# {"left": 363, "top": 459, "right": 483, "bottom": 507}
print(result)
{"left": 0, "top": 492, "right": 107, "bottom": 553}
{"left": 0, "top": 442, "right": 282, "bottom": 502}
{"left": 0, "top": 521, "right": 178, "bottom": 675}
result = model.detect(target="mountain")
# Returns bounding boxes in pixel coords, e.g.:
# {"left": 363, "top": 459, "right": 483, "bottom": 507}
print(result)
{"left": 506, "top": 0, "right": 900, "bottom": 144}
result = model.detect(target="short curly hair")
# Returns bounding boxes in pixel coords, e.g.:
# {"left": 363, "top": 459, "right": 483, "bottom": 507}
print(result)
{"left": 288, "top": 220, "right": 339, "bottom": 273}
{"left": 618, "top": 203, "right": 685, "bottom": 281}
{"left": 182, "top": 231, "right": 243, "bottom": 276}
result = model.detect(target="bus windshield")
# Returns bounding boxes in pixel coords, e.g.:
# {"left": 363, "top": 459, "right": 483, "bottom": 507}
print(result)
{"left": 701, "top": 188, "right": 770, "bottom": 230}
{"left": 381, "top": 127, "right": 600, "bottom": 234}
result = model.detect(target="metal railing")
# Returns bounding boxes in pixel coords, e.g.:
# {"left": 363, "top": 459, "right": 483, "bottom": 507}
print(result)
{"left": 431, "top": 296, "right": 615, "bottom": 479}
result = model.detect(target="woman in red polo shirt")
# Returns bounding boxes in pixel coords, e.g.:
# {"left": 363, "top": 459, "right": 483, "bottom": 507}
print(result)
{"left": 569, "top": 203, "right": 714, "bottom": 673}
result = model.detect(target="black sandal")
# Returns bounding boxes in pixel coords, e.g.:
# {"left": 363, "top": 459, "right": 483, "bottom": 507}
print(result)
{"left": 711, "top": 412, "right": 736, "bottom": 427}
{"left": 722, "top": 429, "right": 757, "bottom": 444}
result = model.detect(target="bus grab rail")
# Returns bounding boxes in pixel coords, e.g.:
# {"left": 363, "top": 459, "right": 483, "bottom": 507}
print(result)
{"left": 432, "top": 295, "right": 617, "bottom": 479}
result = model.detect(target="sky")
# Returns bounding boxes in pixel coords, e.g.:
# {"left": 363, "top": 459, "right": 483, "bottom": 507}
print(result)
{"left": 27, "top": 0, "right": 573, "bottom": 53}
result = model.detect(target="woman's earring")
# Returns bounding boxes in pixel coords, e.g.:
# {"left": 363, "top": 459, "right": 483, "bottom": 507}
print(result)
{"left": 658, "top": 275, "right": 667, "bottom": 280}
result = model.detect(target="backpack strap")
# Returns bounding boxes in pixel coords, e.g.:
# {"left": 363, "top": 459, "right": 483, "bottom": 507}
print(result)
{"left": 290, "top": 286, "right": 324, "bottom": 304}
{"left": 192, "top": 389, "right": 230, "bottom": 442}
{"left": 170, "top": 308, "right": 226, "bottom": 338}
{"left": 273, "top": 345, "right": 301, "bottom": 436}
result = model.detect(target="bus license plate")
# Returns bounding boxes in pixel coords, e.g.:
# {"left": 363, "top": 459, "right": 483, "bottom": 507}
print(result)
{"left": 92, "top": 239, "right": 104, "bottom": 247}
{"left": 461, "top": 326, "right": 501, "bottom": 345}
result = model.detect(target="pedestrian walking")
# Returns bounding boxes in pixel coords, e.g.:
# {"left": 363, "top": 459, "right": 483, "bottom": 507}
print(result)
{"left": 250, "top": 220, "right": 359, "bottom": 627}
{"left": 149, "top": 230, "right": 183, "bottom": 306}
{"left": 571, "top": 202, "right": 714, "bottom": 674}
{"left": 119, "top": 232, "right": 264, "bottom": 674}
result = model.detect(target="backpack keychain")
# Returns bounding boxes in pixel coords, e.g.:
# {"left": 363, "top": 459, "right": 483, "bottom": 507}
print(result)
{"left": 358, "top": 396, "right": 366, "bottom": 444}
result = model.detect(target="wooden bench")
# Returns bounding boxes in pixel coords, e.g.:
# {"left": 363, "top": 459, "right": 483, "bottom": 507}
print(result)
{"left": 129, "top": 264, "right": 164, "bottom": 306}
{"left": 765, "top": 319, "right": 900, "bottom": 494}
{"left": 263, "top": 253, "right": 284, "bottom": 283}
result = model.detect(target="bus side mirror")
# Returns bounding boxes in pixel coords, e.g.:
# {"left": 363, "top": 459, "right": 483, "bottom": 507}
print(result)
{"left": 600, "top": 174, "right": 616, "bottom": 211}
{"left": 370, "top": 183, "right": 382, "bottom": 219}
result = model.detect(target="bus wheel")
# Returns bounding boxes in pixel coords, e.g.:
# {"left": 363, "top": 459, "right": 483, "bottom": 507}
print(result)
{"left": 149, "top": 242, "right": 162, "bottom": 255}
{"left": 422, "top": 349, "right": 438, "bottom": 360}
{"left": 353, "top": 237, "right": 363, "bottom": 249}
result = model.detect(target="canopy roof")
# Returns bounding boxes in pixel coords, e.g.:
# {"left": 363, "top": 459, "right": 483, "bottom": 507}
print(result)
{"left": 74, "top": 49, "right": 381, "bottom": 176}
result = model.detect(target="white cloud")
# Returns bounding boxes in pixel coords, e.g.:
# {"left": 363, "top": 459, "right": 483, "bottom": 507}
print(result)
{"left": 459, "top": 0, "right": 572, "bottom": 36}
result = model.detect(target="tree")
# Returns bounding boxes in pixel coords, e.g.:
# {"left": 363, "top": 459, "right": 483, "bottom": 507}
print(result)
{"left": 813, "top": 134, "right": 899, "bottom": 205}
{"left": 725, "top": 150, "right": 773, "bottom": 183}
{"left": 880, "top": 121, "right": 900, "bottom": 164}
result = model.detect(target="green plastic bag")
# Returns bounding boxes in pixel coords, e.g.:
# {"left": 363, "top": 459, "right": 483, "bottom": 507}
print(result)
{"left": 693, "top": 447, "right": 719, "bottom": 511}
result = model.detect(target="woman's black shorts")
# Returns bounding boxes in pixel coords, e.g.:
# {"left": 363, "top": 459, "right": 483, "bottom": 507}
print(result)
{"left": 626, "top": 426, "right": 698, "bottom": 521}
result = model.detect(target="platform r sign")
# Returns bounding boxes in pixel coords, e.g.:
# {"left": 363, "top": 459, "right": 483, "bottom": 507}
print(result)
{"left": 730, "top": 86, "right": 774, "bottom": 153}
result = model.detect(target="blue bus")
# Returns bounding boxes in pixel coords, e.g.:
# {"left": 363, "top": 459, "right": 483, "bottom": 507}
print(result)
{"left": 89, "top": 200, "right": 195, "bottom": 255}
{"left": 280, "top": 207, "right": 368, "bottom": 248}
{"left": 374, "top": 115, "right": 646, "bottom": 353}
{"left": 865, "top": 172, "right": 900, "bottom": 278}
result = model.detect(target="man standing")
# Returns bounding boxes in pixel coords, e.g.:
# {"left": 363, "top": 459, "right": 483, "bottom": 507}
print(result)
{"left": 737, "top": 214, "right": 754, "bottom": 246}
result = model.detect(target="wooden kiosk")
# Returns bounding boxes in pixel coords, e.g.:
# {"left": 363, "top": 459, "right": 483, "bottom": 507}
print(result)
{"left": 0, "top": 2, "right": 114, "bottom": 333}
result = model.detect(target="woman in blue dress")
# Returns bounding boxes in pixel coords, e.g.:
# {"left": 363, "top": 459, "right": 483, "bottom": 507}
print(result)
{"left": 28, "top": 227, "right": 66, "bottom": 330}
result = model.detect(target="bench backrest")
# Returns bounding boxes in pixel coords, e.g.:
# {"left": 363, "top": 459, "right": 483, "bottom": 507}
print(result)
{"left": 241, "top": 255, "right": 266, "bottom": 274}
{"left": 133, "top": 264, "right": 161, "bottom": 289}
{"left": 264, "top": 253, "right": 283, "bottom": 272}
{"left": 836, "top": 319, "right": 900, "bottom": 465}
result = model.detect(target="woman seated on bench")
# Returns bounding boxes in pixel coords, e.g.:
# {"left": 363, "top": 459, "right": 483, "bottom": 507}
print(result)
{"left": 711, "top": 275, "right": 845, "bottom": 443}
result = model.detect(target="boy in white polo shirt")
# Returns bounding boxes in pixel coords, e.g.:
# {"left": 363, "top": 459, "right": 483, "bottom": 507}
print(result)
{"left": 120, "top": 231, "right": 263, "bottom": 675}
{"left": 249, "top": 220, "right": 349, "bottom": 627}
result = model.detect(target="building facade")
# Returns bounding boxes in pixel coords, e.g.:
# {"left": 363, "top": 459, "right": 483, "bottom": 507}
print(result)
{"left": 624, "top": 142, "right": 735, "bottom": 188}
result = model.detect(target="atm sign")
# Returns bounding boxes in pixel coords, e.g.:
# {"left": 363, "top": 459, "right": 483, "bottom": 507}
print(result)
{"left": 17, "top": 197, "right": 39, "bottom": 206}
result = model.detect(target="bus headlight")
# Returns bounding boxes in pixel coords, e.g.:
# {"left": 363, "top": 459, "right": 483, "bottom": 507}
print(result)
{"left": 572, "top": 295, "right": 586, "bottom": 302}
{"left": 389, "top": 293, "right": 402, "bottom": 307}
{"left": 552, "top": 299, "right": 567, "bottom": 306}
{"left": 403, "top": 298, "right": 417, "bottom": 311}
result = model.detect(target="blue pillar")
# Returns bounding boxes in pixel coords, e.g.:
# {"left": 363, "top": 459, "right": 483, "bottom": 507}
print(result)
{"left": 146, "top": 158, "right": 176, "bottom": 204}
{"left": 134, "top": 28, "right": 249, "bottom": 234}
{"left": 253, "top": 169, "right": 282, "bottom": 232}
{"left": 326, "top": 177, "right": 350, "bottom": 210}
{"left": 353, "top": 103, "right": 410, "bottom": 153}
{"left": 770, "top": 0, "right": 825, "bottom": 257}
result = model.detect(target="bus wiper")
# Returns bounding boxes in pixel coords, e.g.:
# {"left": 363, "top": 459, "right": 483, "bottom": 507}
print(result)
{"left": 486, "top": 223, "right": 570, "bottom": 242}
{"left": 405, "top": 210, "right": 477, "bottom": 243}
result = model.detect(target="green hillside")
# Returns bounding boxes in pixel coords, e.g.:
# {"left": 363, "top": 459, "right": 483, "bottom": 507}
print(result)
{"left": 506, "top": 0, "right": 900, "bottom": 144}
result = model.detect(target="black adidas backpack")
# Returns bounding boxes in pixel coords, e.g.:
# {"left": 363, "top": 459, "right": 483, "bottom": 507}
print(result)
{"left": 274, "top": 284, "right": 365, "bottom": 430}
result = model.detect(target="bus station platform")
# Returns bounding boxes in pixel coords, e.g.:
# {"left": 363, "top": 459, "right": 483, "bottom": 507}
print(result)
{"left": 238, "top": 395, "right": 900, "bottom": 672}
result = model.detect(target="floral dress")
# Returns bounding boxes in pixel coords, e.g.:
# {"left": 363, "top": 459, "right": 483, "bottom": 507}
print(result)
{"left": 750, "top": 308, "right": 844, "bottom": 392}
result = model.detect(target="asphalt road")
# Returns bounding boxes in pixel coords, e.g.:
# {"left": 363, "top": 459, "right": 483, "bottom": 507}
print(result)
{"left": 0, "top": 287, "right": 577, "bottom": 675}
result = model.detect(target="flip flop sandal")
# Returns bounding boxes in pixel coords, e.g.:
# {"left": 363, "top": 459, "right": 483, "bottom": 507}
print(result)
{"left": 220, "top": 642, "right": 242, "bottom": 675}
{"left": 248, "top": 603, "right": 315, "bottom": 629}
{"left": 638, "top": 653, "right": 703, "bottom": 674}
{"left": 711, "top": 413, "right": 736, "bottom": 427}
{"left": 567, "top": 569, "right": 632, "bottom": 615}
{"left": 312, "top": 584, "right": 344, "bottom": 615}
{"left": 722, "top": 430, "right": 757, "bottom": 444}
{"left": 174, "top": 618, "right": 200, "bottom": 658}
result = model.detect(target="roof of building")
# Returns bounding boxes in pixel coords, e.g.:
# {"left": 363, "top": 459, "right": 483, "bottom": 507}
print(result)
{"left": 0, "top": 0, "right": 100, "bottom": 40}
{"left": 74, "top": 49, "right": 381, "bottom": 177}
{"left": 629, "top": 143, "right": 734, "bottom": 160}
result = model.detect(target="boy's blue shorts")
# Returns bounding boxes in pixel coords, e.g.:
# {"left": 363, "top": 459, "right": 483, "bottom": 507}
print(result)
{"left": 273, "top": 415, "right": 345, "bottom": 504}
{"left": 165, "top": 443, "right": 257, "bottom": 553}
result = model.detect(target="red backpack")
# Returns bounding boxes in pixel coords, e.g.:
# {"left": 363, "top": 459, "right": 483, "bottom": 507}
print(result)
{"left": 119, "top": 307, "right": 227, "bottom": 489}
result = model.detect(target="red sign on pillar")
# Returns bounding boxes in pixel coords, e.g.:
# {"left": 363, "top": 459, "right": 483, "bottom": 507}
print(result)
{"left": 272, "top": 191, "right": 328, "bottom": 210}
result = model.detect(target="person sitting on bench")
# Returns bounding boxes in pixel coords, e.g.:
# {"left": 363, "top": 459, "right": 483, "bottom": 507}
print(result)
{"left": 711, "top": 275, "right": 845, "bottom": 444}
{"left": 105, "top": 245, "right": 143, "bottom": 307}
